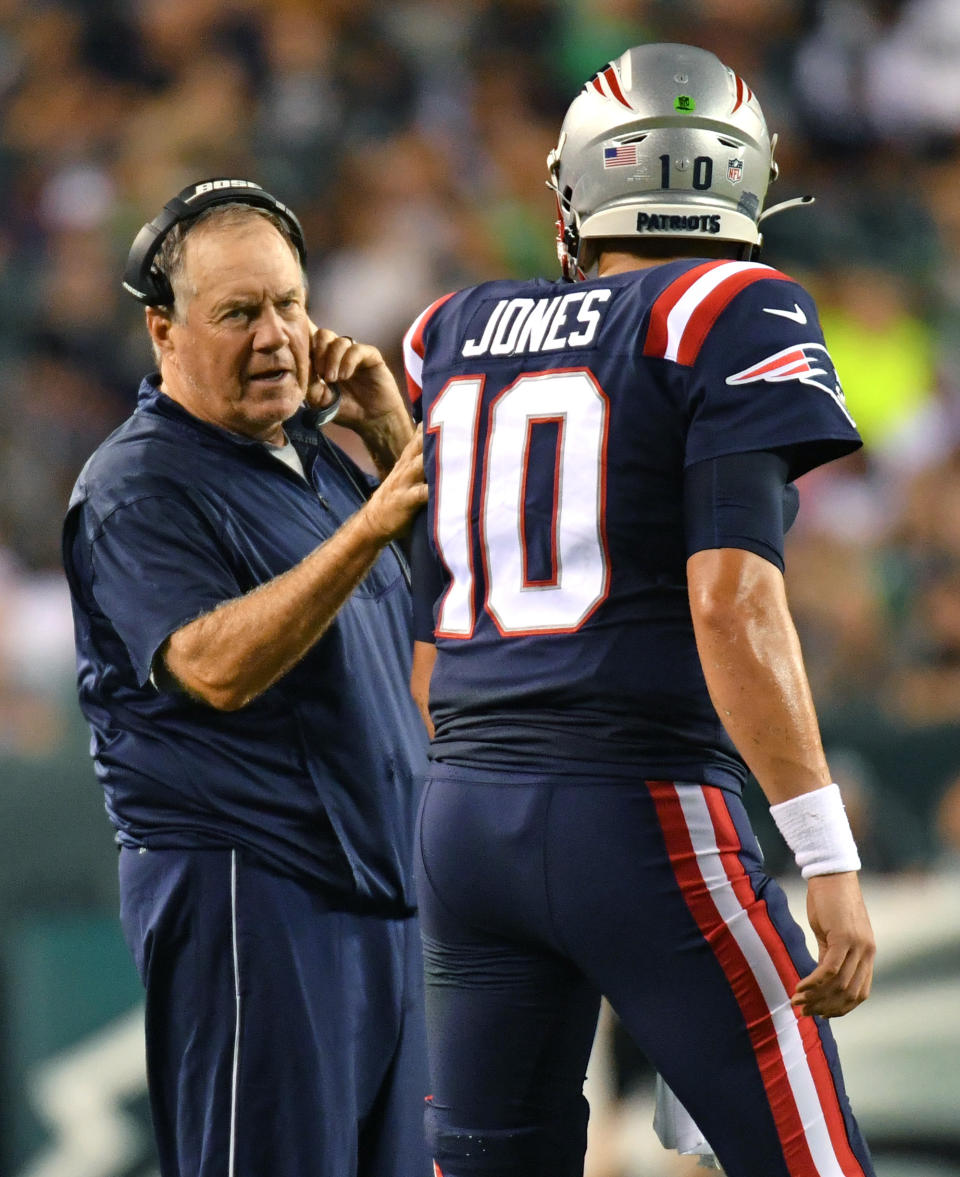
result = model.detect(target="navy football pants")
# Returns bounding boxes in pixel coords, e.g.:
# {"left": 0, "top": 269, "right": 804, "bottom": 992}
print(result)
{"left": 119, "top": 846, "right": 432, "bottom": 1177}
{"left": 415, "top": 769, "right": 875, "bottom": 1177}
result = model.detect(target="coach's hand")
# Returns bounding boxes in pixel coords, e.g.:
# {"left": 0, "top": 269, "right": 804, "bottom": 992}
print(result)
{"left": 308, "top": 325, "right": 410, "bottom": 429}
{"left": 359, "top": 424, "right": 427, "bottom": 542}
{"left": 792, "top": 872, "right": 875, "bottom": 1018}
{"left": 307, "top": 325, "right": 415, "bottom": 476}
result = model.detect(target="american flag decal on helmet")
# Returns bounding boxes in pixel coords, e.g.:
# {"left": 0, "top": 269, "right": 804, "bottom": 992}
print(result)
{"left": 727, "top": 343, "right": 856, "bottom": 425}
{"left": 604, "top": 143, "right": 638, "bottom": 168}
{"left": 587, "top": 64, "right": 633, "bottom": 110}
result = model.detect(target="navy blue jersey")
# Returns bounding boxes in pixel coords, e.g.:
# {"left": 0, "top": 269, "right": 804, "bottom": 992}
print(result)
{"left": 63, "top": 378, "right": 427, "bottom": 912}
{"left": 403, "top": 260, "right": 860, "bottom": 789}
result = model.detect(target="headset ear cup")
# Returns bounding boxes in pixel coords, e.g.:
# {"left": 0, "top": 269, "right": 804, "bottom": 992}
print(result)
{"left": 122, "top": 221, "right": 170, "bottom": 305}
{"left": 122, "top": 199, "right": 192, "bottom": 305}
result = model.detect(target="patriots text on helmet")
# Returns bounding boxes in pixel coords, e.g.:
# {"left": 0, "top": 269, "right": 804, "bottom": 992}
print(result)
{"left": 636, "top": 213, "right": 722, "bottom": 234}
{"left": 461, "top": 290, "right": 612, "bottom": 358}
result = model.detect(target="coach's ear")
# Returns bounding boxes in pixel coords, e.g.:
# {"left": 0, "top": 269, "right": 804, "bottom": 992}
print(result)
{"left": 146, "top": 306, "right": 178, "bottom": 366}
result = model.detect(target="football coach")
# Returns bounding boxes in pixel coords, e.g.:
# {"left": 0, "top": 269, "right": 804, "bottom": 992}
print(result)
{"left": 62, "top": 179, "right": 432, "bottom": 1177}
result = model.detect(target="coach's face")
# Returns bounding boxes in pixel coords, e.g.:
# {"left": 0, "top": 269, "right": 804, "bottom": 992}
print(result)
{"left": 149, "top": 217, "right": 311, "bottom": 444}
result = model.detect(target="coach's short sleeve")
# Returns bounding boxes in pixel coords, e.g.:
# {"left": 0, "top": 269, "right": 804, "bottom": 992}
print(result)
{"left": 89, "top": 495, "right": 243, "bottom": 686}
{"left": 680, "top": 270, "right": 861, "bottom": 479}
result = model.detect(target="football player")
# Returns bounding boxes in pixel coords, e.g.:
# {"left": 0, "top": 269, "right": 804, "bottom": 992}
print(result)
{"left": 404, "top": 43, "right": 876, "bottom": 1177}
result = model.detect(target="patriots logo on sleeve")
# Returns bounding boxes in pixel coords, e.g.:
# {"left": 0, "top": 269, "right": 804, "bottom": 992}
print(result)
{"left": 726, "top": 343, "right": 856, "bottom": 427}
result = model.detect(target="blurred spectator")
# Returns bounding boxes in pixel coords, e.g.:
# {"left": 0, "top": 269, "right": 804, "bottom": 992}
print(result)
{"left": 784, "top": 517, "right": 890, "bottom": 711}
{"left": 932, "top": 770, "right": 960, "bottom": 872}
{"left": 793, "top": 0, "right": 960, "bottom": 151}
{"left": 880, "top": 445, "right": 960, "bottom": 723}
{"left": 815, "top": 264, "right": 936, "bottom": 453}
{"left": 0, "top": 545, "right": 74, "bottom": 756}
{"left": 829, "top": 747, "right": 928, "bottom": 873}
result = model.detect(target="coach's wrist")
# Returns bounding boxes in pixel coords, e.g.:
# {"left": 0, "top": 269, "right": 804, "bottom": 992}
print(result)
{"left": 352, "top": 406, "right": 415, "bottom": 470}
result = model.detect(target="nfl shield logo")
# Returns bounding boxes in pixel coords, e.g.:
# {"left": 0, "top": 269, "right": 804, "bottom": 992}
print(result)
{"left": 727, "top": 157, "right": 744, "bottom": 184}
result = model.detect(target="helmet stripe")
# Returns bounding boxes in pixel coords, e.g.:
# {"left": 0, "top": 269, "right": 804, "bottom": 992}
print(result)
{"left": 588, "top": 65, "right": 633, "bottom": 109}
{"left": 602, "top": 65, "right": 633, "bottom": 110}
{"left": 732, "top": 75, "right": 754, "bottom": 114}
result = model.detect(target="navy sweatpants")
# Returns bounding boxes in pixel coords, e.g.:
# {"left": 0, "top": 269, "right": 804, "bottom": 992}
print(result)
{"left": 415, "top": 769, "right": 875, "bottom": 1177}
{"left": 119, "top": 846, "right": 432, "bottom": 1177}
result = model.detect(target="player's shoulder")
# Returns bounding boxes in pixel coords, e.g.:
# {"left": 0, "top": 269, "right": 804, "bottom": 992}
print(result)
{"left": 402, "top": 277, "right": 561, "bottom": 405}
{"left": 405, "top": 276, "right": 558, "bottom": 344}
{"left": 639, "top": 258, "right": 814, "bottom": 367}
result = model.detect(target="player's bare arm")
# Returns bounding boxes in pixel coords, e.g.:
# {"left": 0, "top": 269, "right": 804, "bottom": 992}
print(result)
{"left": 308, "top": 326, "right": 415, "bottom": 479}
{"left": 410, "top": 640, "right": 437, "bottom": 738}
{"left": 162, "top": 425, "right": 427, "bottom": 710}
{"left": 687, "top": 545, "right": 875, "bottom": 1018}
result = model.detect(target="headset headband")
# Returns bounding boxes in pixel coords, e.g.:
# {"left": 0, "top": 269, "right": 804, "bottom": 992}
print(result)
{"left": 122, "top": 178, "right": 307, "bottom": 307}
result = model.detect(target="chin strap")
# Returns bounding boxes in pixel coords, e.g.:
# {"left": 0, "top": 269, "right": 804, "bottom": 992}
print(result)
{"left": 759, "top": 193, "right": 815, "bottom": 224}
{"left": 547, "top": 132, "right": 585, "bottom": 282}
{"left": 549, "top": 190, "right": 585, "bottom": 281}
{"left": 746, "top": 194, "right": 816, "bottom": 260}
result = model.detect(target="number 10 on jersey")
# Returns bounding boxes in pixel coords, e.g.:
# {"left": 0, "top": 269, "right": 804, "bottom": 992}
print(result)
{"left": 427, "top": 369, "right": 611, "bottom": 637}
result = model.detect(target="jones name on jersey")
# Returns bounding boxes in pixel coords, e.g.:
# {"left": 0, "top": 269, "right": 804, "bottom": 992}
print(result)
{"left": 460, "top": 289, "right": 613, "bottom": 358}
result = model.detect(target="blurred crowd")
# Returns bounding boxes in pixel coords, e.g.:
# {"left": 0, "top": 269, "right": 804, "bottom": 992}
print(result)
{"left": 0, "top": 0, "right": 959, "bottom": 872}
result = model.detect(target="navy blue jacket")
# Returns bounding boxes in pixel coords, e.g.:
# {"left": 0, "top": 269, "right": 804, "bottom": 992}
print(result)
{"left": 63, "top": 377, "right": 427, "bottom": 913}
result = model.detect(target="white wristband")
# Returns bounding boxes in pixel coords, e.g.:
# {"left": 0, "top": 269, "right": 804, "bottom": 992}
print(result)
{"left": 769, "top": 783, "right": 861, "bottom": 878}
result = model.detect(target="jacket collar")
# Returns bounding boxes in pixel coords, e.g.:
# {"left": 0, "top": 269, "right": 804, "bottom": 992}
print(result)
{"left": 136, "top": 373, "right": 321, "bottom": 455}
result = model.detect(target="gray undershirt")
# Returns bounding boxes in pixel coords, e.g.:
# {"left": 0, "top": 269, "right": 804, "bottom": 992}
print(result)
{"left": 264, "top": 436, "right": 306, "bottom": 480}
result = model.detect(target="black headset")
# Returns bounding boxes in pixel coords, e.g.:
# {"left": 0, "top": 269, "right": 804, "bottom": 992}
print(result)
{"left": 122, "top": 178, "right": 307, "bottom": 307}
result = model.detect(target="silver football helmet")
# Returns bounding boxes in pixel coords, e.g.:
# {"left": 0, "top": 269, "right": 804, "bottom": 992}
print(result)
{"left": 547, "top": 43, "right": 810, "bottom": 278}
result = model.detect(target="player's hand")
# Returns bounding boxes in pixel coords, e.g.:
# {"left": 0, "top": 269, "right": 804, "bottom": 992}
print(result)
{"left": 307, "top": 324, "right": 408, "bottom": 431}
{"left": 792, "top": 872, "right": 875, "bottom": 1018}
{"left": 359, "top": 424, "right": 428, "bottom": 542}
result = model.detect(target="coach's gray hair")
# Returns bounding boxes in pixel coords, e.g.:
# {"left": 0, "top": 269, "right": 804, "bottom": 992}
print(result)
{"left": 149, "top": 202, "right": 307, "bottom": 366}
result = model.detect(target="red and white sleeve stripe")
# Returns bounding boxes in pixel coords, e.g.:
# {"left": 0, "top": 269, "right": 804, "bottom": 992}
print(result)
{"left": 402, "top": 292, "right": 455, "bottom": 406}
{"left": 643, "top": 261, "right": 793, "bottom": 367}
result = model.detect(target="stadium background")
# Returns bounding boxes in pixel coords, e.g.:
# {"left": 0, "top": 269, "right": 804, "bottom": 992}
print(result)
{"left": 0, "top": 1, "right": 957, "bottom": 1174}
